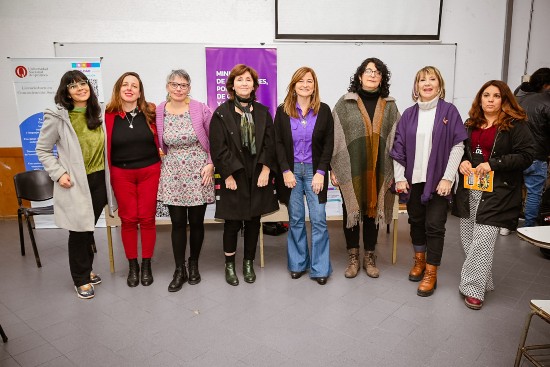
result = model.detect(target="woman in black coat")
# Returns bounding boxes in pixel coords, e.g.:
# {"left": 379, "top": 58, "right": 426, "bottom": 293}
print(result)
{"left": 274, "top": 67, "right": 334, "bottom": 285}
{"left": 452, "top": 80, "right": 534, "bottom": 310}
{"left": 209, "top": 64, "right": 279, "bottom": 286}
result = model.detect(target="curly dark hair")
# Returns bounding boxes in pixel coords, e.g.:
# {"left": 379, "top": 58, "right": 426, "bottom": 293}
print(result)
{"left": 347, "top": 57, "right": 391, "bottom": 98}
{"left": 54, "top": 70, "right": 102, "bottom": 129}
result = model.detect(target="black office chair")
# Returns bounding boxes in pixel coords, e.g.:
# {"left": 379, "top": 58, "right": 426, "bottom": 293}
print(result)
{"left": 0, "top": 323, "right": 7, "bottom": 343}
{"left": 13, "top": 170, "right": 54, "bottom": 268}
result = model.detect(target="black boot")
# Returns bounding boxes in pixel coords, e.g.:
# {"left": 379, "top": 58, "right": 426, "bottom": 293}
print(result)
{"left": 127, "top": 259, "right": 139, "bottom": 287}
{"left": 141, "top": 258, "right": 154, "bottom": 286}
{"left": 168, "top": 265, "right": 187, "bottom": 292}
{"left": 243, "top": 259, "right": 256, "bottom": 283}
{"left": 188, "top": 258, "right": 201, "bottom": 285}
{"left": 224, "top": 261, "right": 239, "bottom": 286}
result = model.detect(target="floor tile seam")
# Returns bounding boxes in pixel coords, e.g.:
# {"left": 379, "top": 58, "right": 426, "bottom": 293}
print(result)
{"left": 12, "top": 342, "right": 63, "bottom": 365}
{"left": 8, "top": 335, "right": 54, "bottom": 358}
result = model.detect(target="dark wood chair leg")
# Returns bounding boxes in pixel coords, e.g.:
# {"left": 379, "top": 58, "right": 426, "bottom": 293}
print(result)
{"left": 0, "top": 323, "right": 7, "bottom": 343}
{"left": 25, "top": 216, "right": 42, "bottom": 268}
{"left": 17, "top": 211, "right": 25, "bottom": 256}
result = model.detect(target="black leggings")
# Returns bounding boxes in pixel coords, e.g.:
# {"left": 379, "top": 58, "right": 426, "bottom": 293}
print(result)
{"left": 168, "top": 204, "right": 207, "bottom": 266}
{"left": 223, "top": 216, "right": 261, "bottom": 261}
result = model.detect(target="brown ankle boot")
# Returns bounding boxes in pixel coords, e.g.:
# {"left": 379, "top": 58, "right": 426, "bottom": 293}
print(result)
{"left": 409, "top": 252, "right": 426, "bottom": 282}
{"left": 344, "top": 248, "right": 360, "bottom": 278}
{"left": 417, "top": 264, "right": 437, "bottom": 297}
{"left": 363, "top": 251, "right": 379, "bottom": 278}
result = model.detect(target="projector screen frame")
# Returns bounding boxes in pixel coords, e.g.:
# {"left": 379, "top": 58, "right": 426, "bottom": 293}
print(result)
{"left": 275, "top": 0, "right": 444, "bottom": 41}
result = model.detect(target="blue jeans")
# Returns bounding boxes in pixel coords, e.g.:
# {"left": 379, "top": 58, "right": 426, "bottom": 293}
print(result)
{"left": 523, "top": 160, "right": 548, "bottom": 227}
{"left": 287, "top": 163, "right": 332, "bottom": 278}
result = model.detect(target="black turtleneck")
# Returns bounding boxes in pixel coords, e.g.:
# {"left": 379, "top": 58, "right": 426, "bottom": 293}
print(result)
{"left": 357, "top": 88, "right": 380, "bottom": 121}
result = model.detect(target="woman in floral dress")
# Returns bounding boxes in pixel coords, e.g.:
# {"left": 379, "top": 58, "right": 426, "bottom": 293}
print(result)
{"left": 157, "top": 69, "right": 214, "bottom": 292}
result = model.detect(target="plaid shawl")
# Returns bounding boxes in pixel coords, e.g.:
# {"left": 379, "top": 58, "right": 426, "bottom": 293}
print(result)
{"left": 331, "top": 93, "right": 400, "bottom": 228}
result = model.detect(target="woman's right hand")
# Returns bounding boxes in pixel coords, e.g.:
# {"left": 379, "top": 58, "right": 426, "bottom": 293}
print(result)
{"left": 58, "top": 173, "right": 72, "bottom": 189}
{"left": 283, "top": 171, "right": 296, "bottom": 189}
{"left": 225, "top": 175, "right": 237, "bottom": 190}
{"left": 459, "top": 160, "right": 473, "bottom": 176}
{"left": 395, "top": 180, "right": 409, "bottom": 194}
{"left": 330, "top": 171, "right": 339, "bottom": 186}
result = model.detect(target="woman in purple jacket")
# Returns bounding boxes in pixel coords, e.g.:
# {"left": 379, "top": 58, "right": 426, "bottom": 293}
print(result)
{"left": 390, "top": 66, "right": 467, "bottom": 297}
{"left": 156, "top": 69, "right": 214, "bottom": 292}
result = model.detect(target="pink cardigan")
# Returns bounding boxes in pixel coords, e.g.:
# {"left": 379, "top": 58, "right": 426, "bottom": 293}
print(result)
{"left": 156, "top": 99, "right": 213, "bottom": 164}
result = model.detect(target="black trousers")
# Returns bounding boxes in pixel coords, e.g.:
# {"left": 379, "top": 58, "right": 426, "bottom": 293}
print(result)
{"left": 223, "top": 216, "right": 261, "bottom": 261}
{"left": 341, "top": 197, "right": 378, "bottom": 251}
{"left": 406, "top": 182, "right": 449, "bottom": 266}
{"left": 68, "top": 170, "right": 107, "bottom": 287}
{"left": 168, "top": 204, "right": 207, "bottom": 266}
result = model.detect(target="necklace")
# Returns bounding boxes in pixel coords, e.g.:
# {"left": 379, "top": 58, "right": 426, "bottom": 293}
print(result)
{"left": 125, "top": 107, "right": 138, "bottom": 128}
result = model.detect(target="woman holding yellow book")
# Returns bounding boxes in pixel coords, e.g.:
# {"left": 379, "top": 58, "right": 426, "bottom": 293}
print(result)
{"left": 453, "top": 80, "right": 534, "bottom": 310}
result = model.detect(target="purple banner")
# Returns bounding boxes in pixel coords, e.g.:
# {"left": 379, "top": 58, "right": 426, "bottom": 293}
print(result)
{"left": 205, "top": 47, "right": 277, "bottom": 116}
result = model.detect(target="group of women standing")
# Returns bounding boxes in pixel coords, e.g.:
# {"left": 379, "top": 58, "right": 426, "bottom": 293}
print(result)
{"left": 37, "top": 59, "right": 534, "bottom": 310}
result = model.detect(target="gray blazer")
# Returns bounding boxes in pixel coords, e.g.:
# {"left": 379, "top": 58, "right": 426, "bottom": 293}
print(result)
{"left": 36, "top": 105, "right": 116, "bottom": 232}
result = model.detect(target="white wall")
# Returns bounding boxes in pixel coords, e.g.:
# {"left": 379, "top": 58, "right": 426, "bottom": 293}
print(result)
{"left": 507, "top": 0, "right": 550, "bottom": 86}
{"left": 0, "top": 0, "right": 547, "bottom": 148}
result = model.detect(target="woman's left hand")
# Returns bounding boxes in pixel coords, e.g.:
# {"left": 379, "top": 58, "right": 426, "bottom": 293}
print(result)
{"left": 257, "top": 165, "right": 270, "bottom": 187}
{"left": 201, "top": 164, "right": 215, "bottom": 186}
{"left": 311, "top": 173, "right": 324, "bottom": 195}
{"left": 436, "top": 179, "right": 452, "bottom": 196}
{"left": 474, "top": 162, "right": 492, "bottom": 176}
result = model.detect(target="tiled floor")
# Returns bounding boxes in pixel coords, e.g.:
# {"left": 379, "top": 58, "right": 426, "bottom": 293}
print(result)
{"left": 0, "top": 214, "right": 549, "bottom": 367}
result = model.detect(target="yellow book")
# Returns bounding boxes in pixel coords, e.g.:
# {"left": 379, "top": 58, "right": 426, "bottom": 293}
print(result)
{"left": 464, "top": 171, "right": 494, "bottom": 192}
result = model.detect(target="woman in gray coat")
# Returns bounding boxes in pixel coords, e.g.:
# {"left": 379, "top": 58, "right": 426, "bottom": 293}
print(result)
{"left": 36, "top": 70, "right": 115, "bottom": 299}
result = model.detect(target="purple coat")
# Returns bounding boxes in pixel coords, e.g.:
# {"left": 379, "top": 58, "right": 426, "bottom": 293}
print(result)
{"left": 156, "top": 100, "right": 213, "bottom": 164}
{"left": 390, "top": 99, "right": 467, "bottom": 204}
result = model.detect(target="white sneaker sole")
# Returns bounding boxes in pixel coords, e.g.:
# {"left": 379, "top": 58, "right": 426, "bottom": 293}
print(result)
{"left": 75, "top": 284, "right": 95, "bottom": 299}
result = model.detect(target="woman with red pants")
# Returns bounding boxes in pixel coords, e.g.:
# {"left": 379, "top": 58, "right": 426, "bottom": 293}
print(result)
{"left": 105, "top": 72, "right": 162, "bottom": 287}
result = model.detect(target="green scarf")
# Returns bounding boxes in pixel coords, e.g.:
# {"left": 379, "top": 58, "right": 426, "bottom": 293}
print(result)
{"left": 234, "top": 98, "right": 256, "bottom": 155}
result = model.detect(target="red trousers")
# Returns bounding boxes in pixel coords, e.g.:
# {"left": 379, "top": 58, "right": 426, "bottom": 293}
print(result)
{"left": 111, "top": 162, "right": 160, "bottom": 259}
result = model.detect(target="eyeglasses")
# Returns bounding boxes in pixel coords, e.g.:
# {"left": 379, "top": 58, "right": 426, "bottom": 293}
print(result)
{"left": 168, "top": 82, "right": 190, "bottom": 90}
{"left": 363, "top": 69, "right": 382, "bottom": 77}
{"left": 67, "top": 80, "right": 89, "bottom": 90}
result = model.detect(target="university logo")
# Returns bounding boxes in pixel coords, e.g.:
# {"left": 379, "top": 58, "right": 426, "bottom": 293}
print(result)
{"left": 15, "top": 66, "right": 28, "bottom": 78}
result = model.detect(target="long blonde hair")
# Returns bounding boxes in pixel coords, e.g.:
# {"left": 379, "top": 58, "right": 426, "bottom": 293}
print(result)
{"left": 282, "top": 67, "right": 321, "bottom": 118}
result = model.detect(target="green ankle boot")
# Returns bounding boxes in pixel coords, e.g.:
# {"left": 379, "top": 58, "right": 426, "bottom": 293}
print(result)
{"left": 243, "top": 259, "right": 256, "bottom": 283}
{"left": 225, "top": 261, "right": 239, "bottom": 286}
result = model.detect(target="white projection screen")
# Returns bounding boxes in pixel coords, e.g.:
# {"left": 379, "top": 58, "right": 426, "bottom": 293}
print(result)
{"left": 276, "top": 0, "right": 443, "bottom": 40}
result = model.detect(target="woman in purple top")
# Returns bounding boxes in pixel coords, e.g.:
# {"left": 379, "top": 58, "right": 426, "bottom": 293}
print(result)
{"left": 156, "top": 69, "right": 214, "bottom": 292}
{"left": 274, "top": 67, "right": 334, "bottom": 285}
{"left": 390, "top": 66, "right": 467, "bottom": 297}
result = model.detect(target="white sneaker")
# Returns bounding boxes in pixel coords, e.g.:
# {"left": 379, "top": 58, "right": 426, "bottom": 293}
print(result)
{"left": 499, "top": 228, "right": 512, "bottom": 236}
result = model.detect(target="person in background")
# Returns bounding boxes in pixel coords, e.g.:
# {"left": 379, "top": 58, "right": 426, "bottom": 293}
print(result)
{"left": 390, "top": 66, "right": 467, "bottom": 297}
{"left": 274, "top": 67, "right": 334, "bottom": 285}
{"left": 453, "top": 80, "right": 534, "bottom": 310}
{"left": 156, "top": 69, "right": 214, "bottom": 292}
{"left": 105, "top": 72, "right": 162, "bottom": 288}
{"left": 331, "top": 57, "right": 400, "bottom": 279}
{"left": 501, "top": 67, "right": 550, "bottom": 235}
{"left": 209, "top": 64, "right": 279, "bottom": 286}
{"left": 36, "top": 70, "right": 115, "bottom": 299}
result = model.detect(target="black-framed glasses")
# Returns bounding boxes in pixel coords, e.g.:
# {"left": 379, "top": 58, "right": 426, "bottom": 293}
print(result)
{"left": 168, "top": 82, "right": 190, "bottom": 90}
{"left": 67, "top": 80, "right": 89, "bottom": 90}
{"left": 364, "top": 69, "right": 382, "bottom": 77}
